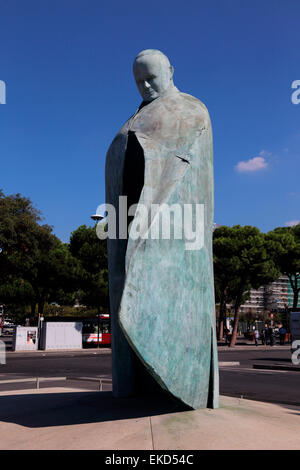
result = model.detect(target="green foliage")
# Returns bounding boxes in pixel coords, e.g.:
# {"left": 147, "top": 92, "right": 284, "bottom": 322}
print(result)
{"left": 213, "top": 225, "right": 280, "bottom": 346}
{"left": 42, "top": 304, "right": 98, "bottom": 317}
{"left": 69, "top": 225, "right": 108, "bottom": 313}
{"left": 0, "top": 190, "right": 41, "bottom": 281}
{"left": 24, "top": 226, "right": 81, "bottom": 313}
{"left": 266, "top": 224, "right": 300, "bottom": 308}
{"left": 0, "top": 191, "right": 80, "bottom": 320}
{"left": 0, "top": 192, "right": 109, "bottom": 321}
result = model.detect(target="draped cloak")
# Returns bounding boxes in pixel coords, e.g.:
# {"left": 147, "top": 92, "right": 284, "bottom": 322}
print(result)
{"left": 105, "top": 86, "right": 219, "bottom": 409}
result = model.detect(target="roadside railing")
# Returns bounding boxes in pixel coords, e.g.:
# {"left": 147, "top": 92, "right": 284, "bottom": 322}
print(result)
{"left": 0, "top": 376, "right": 112, "bottom": 391}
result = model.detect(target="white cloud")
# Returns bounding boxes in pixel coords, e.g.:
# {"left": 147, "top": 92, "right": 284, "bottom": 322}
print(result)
{"left": 285, "top": 220, "right": 300, "bottom": 227}
{"left": 235, "top": 156, "right": 268, "bottom": 173}
{"left": 259, "top": 150, "right": 272, "bottom": 158}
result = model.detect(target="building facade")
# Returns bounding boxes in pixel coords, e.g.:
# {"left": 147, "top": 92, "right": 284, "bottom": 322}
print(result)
{"left": 240, "top": 275, "right": 291, "bottom": 316}
{"left": 287, "top": 275, "right": 300, "bottom": 308}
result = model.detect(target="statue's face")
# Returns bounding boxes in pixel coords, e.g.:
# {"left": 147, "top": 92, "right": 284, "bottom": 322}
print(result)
{"left": 133, "top": 54, "right": 173, "bottom": 102}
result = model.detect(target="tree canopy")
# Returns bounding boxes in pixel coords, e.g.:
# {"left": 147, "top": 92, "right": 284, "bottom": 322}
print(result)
{"left": 266, "top": 224, "right": 300, "bottom": 308}
{"left": 213, "top": 225, "right": 280, "bottom": 346}
{"left": 69, "top": 225, "right": 108, "bottom": 313}
{"left": 0, "top": 191, "right": 81, "bottom": 321}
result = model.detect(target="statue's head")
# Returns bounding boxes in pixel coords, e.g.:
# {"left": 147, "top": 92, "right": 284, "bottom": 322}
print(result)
{"left": 133, "top": 49, "right": 174, "bottom": 102}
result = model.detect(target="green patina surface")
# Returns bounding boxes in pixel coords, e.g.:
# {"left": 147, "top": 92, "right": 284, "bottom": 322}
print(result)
{"left": 105, "top": 54, "right": 219, "bottom": 409}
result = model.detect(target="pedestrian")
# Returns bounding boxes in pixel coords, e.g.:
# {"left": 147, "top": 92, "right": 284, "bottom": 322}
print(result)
{"left": 279, "top": 326, "right": 287, "bottom": 345}
{"left": 264, "top": 324, "right": 269, "bottom": 345}
{"left": 254, "top": 328, "right": 259, "bottom": 347}
{"left": 224, "top": 327, "right": 230, "bottom": 345}
{"left": 269, "top": 327, "right": 275, "bottom": 346}
{"left": 261, "top": 328, "right": 266, "bottom": 345}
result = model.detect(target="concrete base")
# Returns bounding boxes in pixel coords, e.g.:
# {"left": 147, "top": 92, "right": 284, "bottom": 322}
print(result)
{"left": 0, "top": 388, "right": 299, "bottom": 450}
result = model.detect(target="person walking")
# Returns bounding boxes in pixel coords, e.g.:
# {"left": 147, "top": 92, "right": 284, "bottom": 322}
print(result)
{"left": 269, "top": 326, "right": 275, "bottom": 346}
{"left": 254, "top": 328, "right": 259, "bottom": 347}
{"left": 261, "top": 328, "right": 266, "bottom": 345}
{"left": 224, "top": 327, "right": 230, "bottom": 346}
{"left": 279, "top": 326, "right": 287, "bottom": 345}
{"left": 264, "top": 324, "right": 270, "bottom": 345}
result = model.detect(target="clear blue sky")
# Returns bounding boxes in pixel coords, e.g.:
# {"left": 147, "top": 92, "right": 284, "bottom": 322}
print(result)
{"left": 0, "top": 0, "right": 299, "bottom": 241}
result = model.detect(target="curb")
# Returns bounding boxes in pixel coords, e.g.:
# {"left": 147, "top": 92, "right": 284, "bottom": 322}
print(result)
{"left": 219, "top": 361, "right": 240, "bottom": 366}
{"left": 5, "top": 348, "right": 111, "bottom": 356}
{"left": 218, "top": 345, "right": 291, "bottom": 351}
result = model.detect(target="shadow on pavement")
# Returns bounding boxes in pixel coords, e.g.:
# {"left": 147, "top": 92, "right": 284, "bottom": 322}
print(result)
{"left": 0, "top": 390, "right": 188, "bottom": 428}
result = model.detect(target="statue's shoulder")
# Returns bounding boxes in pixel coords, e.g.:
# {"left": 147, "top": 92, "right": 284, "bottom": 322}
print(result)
{"left": 178, "top": 92, "right": 209, "bottom": 117}
{"left": 171, "top": 91, "right": 211, "bottom": 130}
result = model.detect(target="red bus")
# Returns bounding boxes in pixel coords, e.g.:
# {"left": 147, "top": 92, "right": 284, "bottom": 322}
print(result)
{"left": 82, "top": 314, "right": 111, "bottom": 347}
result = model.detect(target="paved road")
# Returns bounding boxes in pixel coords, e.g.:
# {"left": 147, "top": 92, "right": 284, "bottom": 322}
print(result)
{"left": 218, "top": 346, "right": 300, "bottom": 405}
{"left": 1, "top": 346, "right": 300, "bottom": 406}
{"left": 219, "top": 367, "right": 300, "bottom": 405}
{"left": 219, "top": 346, "right": 292, "bottom": 367}
{"left": 0, "top": 347, "right": 112, "bottom": 392}
{"left": 2, "top": 349, "right": 111, "bottom": 377}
